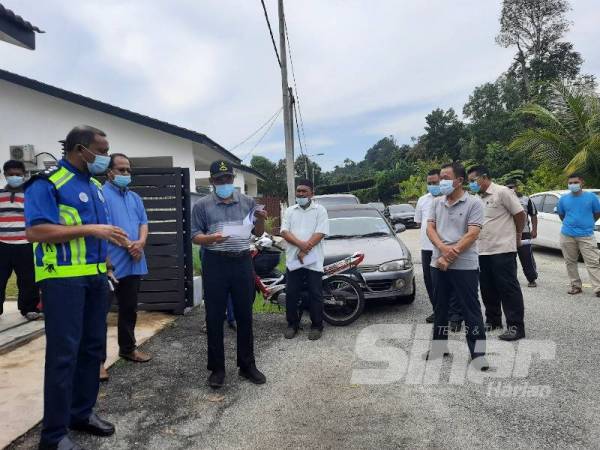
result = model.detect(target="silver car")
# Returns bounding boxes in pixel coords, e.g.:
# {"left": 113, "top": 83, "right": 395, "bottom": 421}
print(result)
{"left": 323, "top": 205, "right": 415, "bottom": 303}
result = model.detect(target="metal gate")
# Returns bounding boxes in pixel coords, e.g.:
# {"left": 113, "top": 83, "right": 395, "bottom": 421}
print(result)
{"left": 119, "top": 167, "right": 193, "bottom": 314}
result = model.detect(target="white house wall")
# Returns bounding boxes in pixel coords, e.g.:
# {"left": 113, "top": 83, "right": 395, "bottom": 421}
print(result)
{"left": 0, "top": 80, "right": 197, "bottom": 190}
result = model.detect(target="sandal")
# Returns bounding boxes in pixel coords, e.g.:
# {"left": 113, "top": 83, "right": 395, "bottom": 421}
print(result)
{"left": 567, "top": 287, "right": 582, "bottom": 295}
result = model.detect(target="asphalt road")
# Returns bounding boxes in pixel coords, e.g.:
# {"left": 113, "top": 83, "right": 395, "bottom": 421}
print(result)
{"left": 10, "top": 230, "right": 600, "bottom": 449}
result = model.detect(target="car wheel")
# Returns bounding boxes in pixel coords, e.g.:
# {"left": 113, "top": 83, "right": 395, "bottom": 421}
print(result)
{"left": 396, "top": 279, "right": 416, "bottom": 304}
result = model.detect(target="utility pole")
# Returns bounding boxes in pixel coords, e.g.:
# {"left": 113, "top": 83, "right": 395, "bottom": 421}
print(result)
{"left": 278, "top": 0, "right": 295, "bottom": 207}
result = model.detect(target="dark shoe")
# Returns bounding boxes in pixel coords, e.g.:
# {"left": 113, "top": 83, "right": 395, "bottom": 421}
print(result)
{"left": 471, "top": 356, "right": 490, "bottom": 372}
{"left": 308, "top": 328, "right": 322, "bottom": 341}
{"left": 227, "top": 321, "right": 237, "bottom": 331}
{"left": 568, "top": 286, "right": 582, "bottom": 295}
{"left": 485, "top": 322, "right": 503, "bottom": 332}
{"left": 99, "top": 365, "right": 109, "bottom": 382}
{"left": 595, "top": 291, "right": 600, "bottom": 298}
{"left": 449, "top": 320, "right": 462, "bottom": 333}
{"left": 527, "top": 281, "right": 537, "bottom": 288}
{"left": 498, "top": 328, "right": 526, "bottom": 341}
{"left": 284, "top": 326, "right": 298, "bottom": 339}
{"left": 239, "top": 365, "right": 266, "bottom": 385}
{"left": 70, "top": 413, "right": 115, "bottom": 437}
{"left": 119, "top": 350, "right": 152, "bottom": 363}
{"left": 425, "top": 313, "right": 435, "bottom": 323}
{"left": 208, "top": 370, "right": 225, "bottom": 389}
{"left": 39, "top": 435, "right": 84, "bottom": 450}
{"left": 423, "top": 350, "right": 450, "bottom": 361}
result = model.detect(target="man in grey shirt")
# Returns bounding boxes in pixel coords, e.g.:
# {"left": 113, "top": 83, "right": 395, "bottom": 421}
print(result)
{"left": 426, "top": 162, "right": 488, "bottom": 369}
{"left": 192, "top": 160, "right": 267, "bottom": 389}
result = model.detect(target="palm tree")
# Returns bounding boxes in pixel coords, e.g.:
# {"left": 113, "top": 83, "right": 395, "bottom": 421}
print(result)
{"left": 509, "top": 81, "right": 600, "bottom": 183}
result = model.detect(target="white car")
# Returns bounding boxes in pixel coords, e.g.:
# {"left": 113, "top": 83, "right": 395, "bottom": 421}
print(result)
{"left": 529, "top": 189, "right": 600, "bottom": 250}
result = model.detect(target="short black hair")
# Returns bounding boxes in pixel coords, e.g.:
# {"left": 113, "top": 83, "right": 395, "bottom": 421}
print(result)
{"left": 567, "top": 173, "right": 583, "bottom": 180}
{"left": 109, "top": 153, "right": 130, "bottom": 169}
{"left": 441, "top": 162, "right": 466, "bottom": 180}
{"left": 61, "top": 125, "right": 106, "bottom": 154}
{"left": 427, "top": 168, "right": 441, "bottom": 177}
{"left": 467, "top": 165, "right": 490, "bottom": 178}
{"left": 505, "top": 179, "right": 518, "bottom": 187}
{"left": 296, "top": 178, "right": 314, "bottom": 190}
{"left": 3, "top": 160, "right": 26, "bottom": 173}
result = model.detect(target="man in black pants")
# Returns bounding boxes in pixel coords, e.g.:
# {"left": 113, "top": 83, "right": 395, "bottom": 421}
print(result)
{"left": 280, "top": 179, "right": 329, "bottom": 340}
{"left": 192, "top": 160, "right": 267, "bottom": 389}
{"left": 468, "top": 166, "right": 527, "bottom": 341}
{"left": 101, "top": 154, "right": 152, "bottom": 382}
{"left": 0, "top": 159, "right": 40, "bottom": 319}
{"left": 505, "top": 180, "right": 538, "bottom": 288}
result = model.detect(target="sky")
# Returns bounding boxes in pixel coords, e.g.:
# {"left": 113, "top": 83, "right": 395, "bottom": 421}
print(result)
{"left": 1, "top": 0, "right": 599, "bottom": 171}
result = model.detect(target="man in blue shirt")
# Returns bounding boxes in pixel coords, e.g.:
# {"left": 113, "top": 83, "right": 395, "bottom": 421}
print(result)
{"left": 557, "top": 173, "right": 600, "bottom": 297}
{"left": 25, "top": 125, "right": 129, "bottom": 450}
{"left": 103, "top": 153, "right": 151, "bottom": 368}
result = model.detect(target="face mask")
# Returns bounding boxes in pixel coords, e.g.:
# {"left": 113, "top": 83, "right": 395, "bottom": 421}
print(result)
{"left": 439, "top": 179, "right": 455, "bottom": 196}
{"left": 6, "top": 176, "right": 24, "bottom": 188}
{"left": 296, "top": 197, "right": 310, "bottom": 206}
{"left": 81, "top": 145, "right": 110, "bottom": 175}
{"left": 215, "top": 183, "right": 235, "bottom": 199}
{"left": 469, "top": 181, "right": 481, "bottom": 193}
{"left": 568, "top": 183, "right": 581, "bottom": 193}
{"left": 113, "top": 175, "right": 131, "bottom": 189}
{"left": 427, "top": 184, "right": 441, "bottom": 196}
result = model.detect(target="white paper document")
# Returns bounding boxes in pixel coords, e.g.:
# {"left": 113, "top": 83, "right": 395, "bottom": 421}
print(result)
{"left": 222, "top": 223, "right": 254, "bottom": 238}
{"left": 287, "top": 251, "right": 318, "bottom": 271}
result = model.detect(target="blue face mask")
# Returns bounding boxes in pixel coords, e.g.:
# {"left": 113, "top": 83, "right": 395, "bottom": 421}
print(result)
{"left": 427, "top": 184, "right": 441, "bottom": 196}
{"left": 215, "top": 183, "right": 235, "bottom": 199}
{"left": 81, "top": 145, "right": 110, "bottom": 175}
{"left": 439, "top": 179, "right": 455, "bottom": 196}
{"left": 113, "top": 175, "right": 131, "bottom": 189}
{"left": 296, "top": 197, "right": 310, "bottom": 206}
{"left": 6, "top": 176, "right": 24, "bottom": 188}
{"left": 568, "top": 183, "right": 581, "bottom": 193}
{"left": 469, "top": 181, "right": 481, "bottom": 193}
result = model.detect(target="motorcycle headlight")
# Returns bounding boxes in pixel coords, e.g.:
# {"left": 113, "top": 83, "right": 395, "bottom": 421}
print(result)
{"left": 379, "top": 259, "right": 411, "bottom": 272}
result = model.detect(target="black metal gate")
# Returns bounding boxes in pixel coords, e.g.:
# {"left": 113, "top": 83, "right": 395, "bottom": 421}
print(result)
{"left": 119, "top": 167, "right": 193, "bottom": 314}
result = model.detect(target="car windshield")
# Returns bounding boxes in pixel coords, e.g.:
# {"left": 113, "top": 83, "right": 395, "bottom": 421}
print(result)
{"left": 314, "top": 196, "right": 359, "bottom": 206}
{"left": 326, "top": 216, "right": 392, "bottom": 239}
{"left": 389, "top": 204, "right": 414, "bottom": 213}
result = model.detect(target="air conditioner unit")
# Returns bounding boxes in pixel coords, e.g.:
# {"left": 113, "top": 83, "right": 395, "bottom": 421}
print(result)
{"left": 9, "top": 145, "right": 35, "bottom": 163}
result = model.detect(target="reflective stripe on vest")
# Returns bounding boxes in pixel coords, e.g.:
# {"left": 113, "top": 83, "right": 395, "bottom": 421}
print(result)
{"left": 34, "top": 167, "right": 106, "bottom": 282}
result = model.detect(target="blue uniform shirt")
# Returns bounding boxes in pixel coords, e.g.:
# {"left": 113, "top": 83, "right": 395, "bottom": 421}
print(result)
{"left": 557, "top": 191, "right": 600, "bottom": 237}
{"left": 103, "top": 181, "right": 149, "bottom": 279}
{"left": 25, "top": 159, "right": 109, "bottom": 268}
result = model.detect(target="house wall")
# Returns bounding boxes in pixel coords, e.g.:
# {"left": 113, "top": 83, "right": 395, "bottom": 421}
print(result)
{"left": 0, "top": 80, "right": 197, "bottom": 190}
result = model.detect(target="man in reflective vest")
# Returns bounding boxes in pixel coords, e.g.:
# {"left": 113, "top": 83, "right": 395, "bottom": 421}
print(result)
{"left": 25, "top": 125, "right": 129, "bottom": 450}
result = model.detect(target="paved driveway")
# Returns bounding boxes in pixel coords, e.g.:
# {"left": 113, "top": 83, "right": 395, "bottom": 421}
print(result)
{"left": 9, "top": 230, "right": 600, "bottom": 449}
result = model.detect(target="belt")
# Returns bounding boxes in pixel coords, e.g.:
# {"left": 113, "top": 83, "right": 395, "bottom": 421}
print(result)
{"left": 205, "top": 249, "right": 251, "bottom": 258}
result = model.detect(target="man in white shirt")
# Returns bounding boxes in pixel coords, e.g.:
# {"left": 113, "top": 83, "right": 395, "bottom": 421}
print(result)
{"left": 414, "top": 169, "right": 462, "bottom": 330}
{"left": 280, "top": 179, "right": 329, "bottom": 341}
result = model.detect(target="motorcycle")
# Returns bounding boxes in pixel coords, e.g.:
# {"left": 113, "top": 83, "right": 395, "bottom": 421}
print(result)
{"left": 251, "top": 233, "right": 366, "bottom": 326}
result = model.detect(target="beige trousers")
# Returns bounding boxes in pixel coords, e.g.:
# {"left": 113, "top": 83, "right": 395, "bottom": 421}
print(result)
{"left": 559, "top": 233, "right": 600, "bottom": 293}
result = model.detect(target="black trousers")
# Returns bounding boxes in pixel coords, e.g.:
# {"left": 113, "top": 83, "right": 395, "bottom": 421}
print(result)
{"left": 479, "top": 253, "right": 525, "bottom": 330}
{"left": 517, "top": 244, "right": 538, "bottom": 283}
{"left": 421, "top": 250, "right": 462, "bottom": 321}
{"left": 115, "top": 275, "right": 141, "bottom": 354}
{"left": 202, "top": 251, "right": 255, "bottom": 372}
{"left": 431, "top": 268, "right": 486, "bottom": 358}
{"left": 285, "top": 268, "right": 323, "bottom": 330}
{"left": 0, "top": 242, "right": 39, "bottom": 314}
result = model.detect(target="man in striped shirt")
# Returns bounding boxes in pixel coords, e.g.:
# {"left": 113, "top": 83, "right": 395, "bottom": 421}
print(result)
{"left": 0, "top": 160, "right": 40, "bottom": 319}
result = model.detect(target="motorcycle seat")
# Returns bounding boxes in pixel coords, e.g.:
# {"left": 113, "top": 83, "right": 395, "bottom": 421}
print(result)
{"left": 323, "top": 254, "right": 353, "bottom": 266}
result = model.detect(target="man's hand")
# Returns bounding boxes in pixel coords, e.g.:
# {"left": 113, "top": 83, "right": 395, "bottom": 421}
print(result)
{"left": 440, "top": 244, "right": 459, "bottom": 263}
{"left": 297, "top": 241, "right": 312, "bottom": 253}
{"left": 128, "top": 240, "right": 145, "bottom": 261}
{"left": 298, "top": 251, "right": 307, "bottom": 264}
{"left": 436, "top": 256, "right": 450, "bottom": 271}
{"left": 210, "top": 232, "right": 229, "bottom": 244}
{"left": 91, "top": 225, "right": 129, "bottom": 247}
{"left": 516, "top": 232, "right": 523, "bottom": 248}
{"left": 531, "top": 230, "right": 537, "bottom": 239}
{"left": 107, "top": 270, "right": 119, "bottom": 286}
{"left": 254, "top": 210, "right": 268, "bottom": 221}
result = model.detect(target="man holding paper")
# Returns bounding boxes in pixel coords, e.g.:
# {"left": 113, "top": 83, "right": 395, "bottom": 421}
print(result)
{"left": 280, "top": 179, "right": 329, "bottom": 341}
{"left": 191, "top": 160, "right": 267, "bottom": 389}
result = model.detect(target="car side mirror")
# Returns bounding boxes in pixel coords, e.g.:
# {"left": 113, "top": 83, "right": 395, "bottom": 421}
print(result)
{"left": 394, "top": 223, "right": 406, "bottom": 233}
